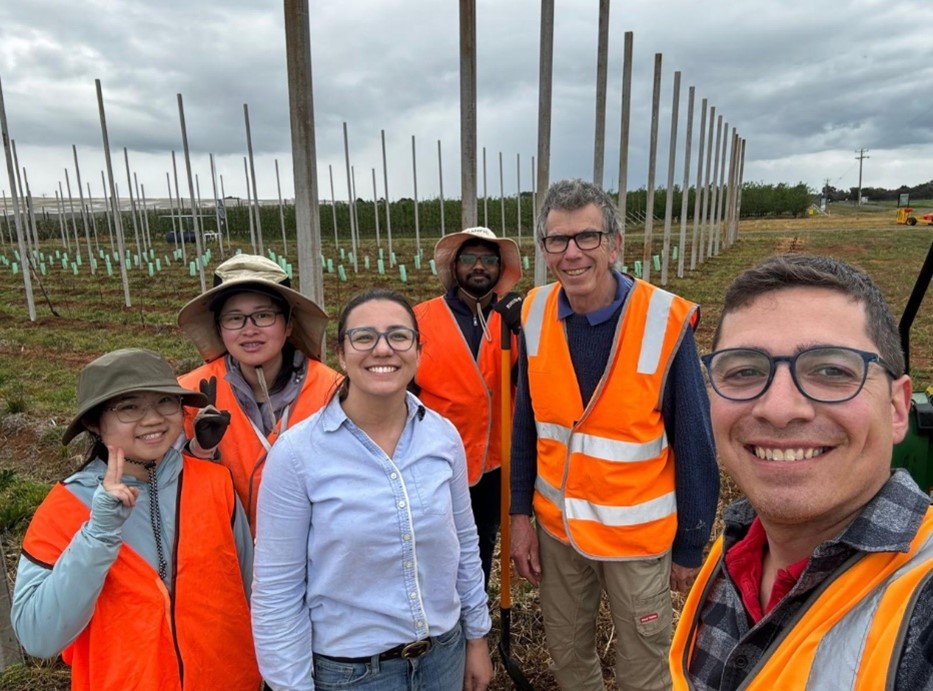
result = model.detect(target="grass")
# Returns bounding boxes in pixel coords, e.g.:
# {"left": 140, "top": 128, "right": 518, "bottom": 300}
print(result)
{"left": 0, "top": 205, "right": 931, "bottom": 689}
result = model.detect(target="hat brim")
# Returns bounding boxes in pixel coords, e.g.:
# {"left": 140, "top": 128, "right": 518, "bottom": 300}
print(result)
{"left": 434, "top": 233, "right": 522, "bottom": 295}
{"left": 177, "top": 276, "right": 329, "bottom": 362}
{"left": 62, "top": 386, "right": 207, "bottom": 446}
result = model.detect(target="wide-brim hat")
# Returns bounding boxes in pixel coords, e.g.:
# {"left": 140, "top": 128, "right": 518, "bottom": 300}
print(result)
{"left": 433, "top": 227, "right": 522, "bottom": 295}
{"left": 62, "top": 348, "right": 208, "bottom": 445}
{"left": 177, "top": 254, "right": 329, "bottom": 362}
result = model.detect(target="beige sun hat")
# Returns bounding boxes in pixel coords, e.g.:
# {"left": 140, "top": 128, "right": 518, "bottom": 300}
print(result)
{"left": 62, "top": 348, "right": 208, "bottom": 445}
{"left": 433, "top": 227, "right": 522, "bottom": 295}
{"left": 177, "top": 254, "right": 329, "bottom": 362}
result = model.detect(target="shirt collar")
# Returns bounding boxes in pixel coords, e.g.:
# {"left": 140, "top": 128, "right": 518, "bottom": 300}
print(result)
{"left": 556, "top": 269, "right": 633, "bottom": 325}
{"left": 320, "top": 391, "right": 424, "bottom": 433}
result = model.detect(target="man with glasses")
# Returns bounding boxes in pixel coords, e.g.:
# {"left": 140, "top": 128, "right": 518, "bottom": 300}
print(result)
{"left": 510, "top": 179, "right": 719, "bottom": 691}
{"left": 413, "top": 227, "right": 523, "bottom": 588}
{"left": 670, "top": 253, "right": 931, "bottom": 690}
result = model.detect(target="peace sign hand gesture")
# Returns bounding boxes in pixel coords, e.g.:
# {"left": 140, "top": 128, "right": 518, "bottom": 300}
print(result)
{"left": 88, "top": 446, "right": 138, "bottom": 536}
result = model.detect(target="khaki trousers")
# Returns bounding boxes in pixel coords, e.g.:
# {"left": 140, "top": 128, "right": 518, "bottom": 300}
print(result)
{"left": 537, "top": 526, "right": 673, "bottom": 691}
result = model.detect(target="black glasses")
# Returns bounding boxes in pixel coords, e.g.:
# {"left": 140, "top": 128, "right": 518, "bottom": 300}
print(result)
{"left": 345, "top": 326, "right": 418, "bottom": 352}
{"left": 701, "top": 346, "right": 898, "bottom": 403}
{"left": 540, "top": 230, "right": 607, "bottom": 254}
{"left": 108, "top": 396, "right": 183, "bottom": 423}
{"left": 219, "top": 310, "right": 283, "bottom": 330}
{"left": 457, "top": 253, "right": 500, "bottom": 267}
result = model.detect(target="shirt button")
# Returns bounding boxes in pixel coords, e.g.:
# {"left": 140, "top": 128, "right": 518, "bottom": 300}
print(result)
{"left": 403, "top": 534, "right": 411, "bottom": 541}
{"left": 398, "top": 500, "right": 406, "bottom": 508}
{"left": 734, "top": 655, "right": 748, "bottom": 670}
{"left": 416, "top": 620, "right": 424, "bottom": 629}
{"left": 409, "top": 592, "right": 417, "bottom": 600}
{"left": 405, "top": 561, "right": 413, "bottom": 569}
{"left": 390, "top": 472, "right": 398, "bottom": 480}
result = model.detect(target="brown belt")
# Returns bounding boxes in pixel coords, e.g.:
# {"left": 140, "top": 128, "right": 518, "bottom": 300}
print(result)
{"left": 316, "top": 638, "right": 433, "bottom": 664}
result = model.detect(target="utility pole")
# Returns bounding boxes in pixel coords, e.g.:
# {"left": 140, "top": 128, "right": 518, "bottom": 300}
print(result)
{"left": 855, "top": 148, "right": 869, "bottom": 206}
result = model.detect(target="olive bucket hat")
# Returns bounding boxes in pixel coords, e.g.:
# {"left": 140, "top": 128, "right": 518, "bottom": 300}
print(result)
{"left": 433, "top": 227, "right": 522, "bottom": 295}
{"left": 177, "top": 254, "right": 329, "bottom": 362}
{"left": 62, "top": 348, "right": 208, "bottom": 445}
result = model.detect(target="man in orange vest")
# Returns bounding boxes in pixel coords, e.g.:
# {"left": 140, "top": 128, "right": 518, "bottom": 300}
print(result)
{"left": 412, "top": 227, "right": 523, "bottom": 588}
{"left": 509, "top": 179, "right": 719, "bottom": 690}
{"left": 670, "top": 254, "right": 932, "bottom": 690}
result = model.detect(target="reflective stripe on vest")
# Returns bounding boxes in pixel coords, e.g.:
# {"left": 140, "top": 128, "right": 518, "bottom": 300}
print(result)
{"left": 180, "top": 357, "right": 341, "bottom": 533}
{"left": 21, "top": 458, "right": 260, "bottom": 691}
{"left": 414, "top": 297, "right": 518, "bottom": 485}
{"left": 670, "top": 507, "right": 933, "bottom": 690}
{"left": 522, "top": 279, "right": 696, "bottom": 559}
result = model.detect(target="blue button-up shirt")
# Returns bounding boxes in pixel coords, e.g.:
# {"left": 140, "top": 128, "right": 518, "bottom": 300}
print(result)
{"left": 251, "top": 392, "right": 491, "bottom": 690}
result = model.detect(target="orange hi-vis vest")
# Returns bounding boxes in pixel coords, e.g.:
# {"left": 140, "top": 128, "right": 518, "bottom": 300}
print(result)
{"left": 180, "top": 357, "right": 341, "bottom": 531}
{"left": 21, "top": 456, "right": 260, "bottom": 691}
{"left": 670, "top": 508, "right": 933, "bottom": 690}
{"left": 523, "top": 279, "right": 697, "bottom": 559}
{"left": 414, "top": 296, "right": 519, "bottom": 486}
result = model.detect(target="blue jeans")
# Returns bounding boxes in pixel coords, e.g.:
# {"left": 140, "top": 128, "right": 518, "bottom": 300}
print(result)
{"left": 312, "top": 623, "right": 464, "bottom": 690}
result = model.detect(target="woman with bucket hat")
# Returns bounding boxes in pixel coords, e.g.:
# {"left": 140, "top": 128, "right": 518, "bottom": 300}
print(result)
{"left": 11, "top": 348, "right": 260, "bottom": 690}
{"left": 177, "top": 254, "right": 341, "bottom": 531}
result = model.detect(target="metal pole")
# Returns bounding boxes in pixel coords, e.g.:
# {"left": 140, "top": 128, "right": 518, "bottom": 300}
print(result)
{"left": 412, "top": 134, "right": 421, "bottom": 256}
{"left": 677, "top": 86, "right": 695, "bottom": 278}
{"left": 275, "top": 158, "right": 287, "bottom": 256}
{"left": 372, "top": 167, "right": 381, "bottom": 247}
{"left": 660, "top": 70, "right": 680, "bottom": 286}
{"left": 177, "top": 93, "right": 206, "bottom": 292}
{"left": 329, "top": 164, "right": 339, "bottom": 250}
{"left": 616, "top": 31, "right": 633, "bottom": 267}
{"left": 343, "top": 121, "right": 358, "bottom": 272}
{"left": 381, "top": 129, "right": 392, "bottom": 253}
{"left": 499, "top": 151, "right": 506, "bottom": 236}
{"left": 516, "top": 153, "right": 522, "bottom": 241}
{"left": 690, "top": 98, "right": 707, "bottom": 270}
{"left": 244, "top": 103, "right": 264, "bottom": 255}
{"left": 209, "top": 153, "right": 225, "bottom": 256}
{"left": 482, "top": 146, "right": 488, "bottom": 227}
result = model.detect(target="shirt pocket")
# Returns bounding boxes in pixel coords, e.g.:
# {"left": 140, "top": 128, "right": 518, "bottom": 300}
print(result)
{"left": 408, "top": 456, "right": 454, "bottom": 516}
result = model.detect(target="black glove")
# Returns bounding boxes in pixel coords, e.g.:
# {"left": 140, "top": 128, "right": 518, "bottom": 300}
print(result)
{"left": 194, "top": 405, "right": 231, "bottom": 449}
{"left": 493, "top": 292, "right": 523, "bottom": 335}
{"left": 194, "top": 377, "right": 230, "bottom": 449}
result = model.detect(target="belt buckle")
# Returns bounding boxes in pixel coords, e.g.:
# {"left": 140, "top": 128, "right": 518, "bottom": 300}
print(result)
{"left": 400, "top": 639, "right": 432, "bottom": 659}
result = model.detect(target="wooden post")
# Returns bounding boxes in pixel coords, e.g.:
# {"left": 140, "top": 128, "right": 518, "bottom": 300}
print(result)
{"left": 371, "top": 167, "right": 381, "bottom": 247}
{"left": 459, "top": 0, "right": 477, "bottom": 230}
{"left": 172, "top": 151, "right": 189, "bottom": 260}
{"left": 209, "top": 153, "right": 226, "bottom": 257}
{"left": 342, "top": 122, "right": 359, "bottom": 272}
{"left": 699, "top": 106, "right": 716, "bottom": 263}
{"left": 284, "top": 0, "right": 325, "bottom": 306}
{"left": 73, "top": 145, "right": 96, "bottom": 269}
{"left": 498, "top": 151, "right": 506, "bottom": 236}
{"left": 660, "top": 70, "right": 680, "bottom": 286}
{"left": 616, "top": 31, "right": 633, "bottom": 268}
{"left": 412, "top": 134, "right": 421, "bottom": 257}
{"left": 96, "top": 79, "right": 132, "bottom": 307}
{"left": 328, "top": 164, "right": 339, "bottom": 250}
{"left": 437, "top": 139, "right": 446, "bottom": 236}
{"left": 533, "top": 0, "right": 554, "bottom": 286}
{"left": 244, "top": 103, "right": 264, "bottom": 256}
{"left": 677, "top": 86, "right": 695, "bottom": 278}
{"left": 690, "top": 98, "right": 707, "bottom": 270}
{"left": 275, "top": 159, "right": 287, "bottom": 256}
{"left": 642, "top": 53, "right": 662, "bottom": 283}
{"left": 381, "top": 130, "right": 393, "bottom": 255}
{"left": 593, "top": 0, "right": 610, "bottom": 188}
{"left": 178, "top": 94, "right": 207, "bottom": 292}
{"left": 0, "top": 541, "right": 24, "bottom": 672}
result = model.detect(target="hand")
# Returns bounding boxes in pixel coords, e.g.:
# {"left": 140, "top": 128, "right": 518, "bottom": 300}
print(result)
{"left": 509, "top": 514, "right": 541, "bottom": 587}
{"left": 199, "top": 376, "right": 218, "bottom": 406}
{"left": 463, "top": 637, "right": 493, "bottom": 691}
{"left": 101, "top": 446, "right": 139, "bottom": 508}
{"left": 670, "top": 562, "right": 701, "bottom": 593}
{"left": 194, "top": 405, "right": 231, "bottom": 449}
{"left": 493, "top": 292, "right": 523, "bottom": 334}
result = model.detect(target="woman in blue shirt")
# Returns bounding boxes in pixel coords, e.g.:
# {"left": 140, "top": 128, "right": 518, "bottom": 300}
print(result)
{"left": 251, "top": 289, "right": 493, "bottom": 691}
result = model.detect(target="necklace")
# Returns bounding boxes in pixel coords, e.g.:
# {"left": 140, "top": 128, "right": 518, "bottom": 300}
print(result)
{"left": 125, "top": 458, "right": 168, "bottom": 581}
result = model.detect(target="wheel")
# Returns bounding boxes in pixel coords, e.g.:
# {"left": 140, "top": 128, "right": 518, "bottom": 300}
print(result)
{"left": 907, "top": 216, "right": 918, "bottom": 226}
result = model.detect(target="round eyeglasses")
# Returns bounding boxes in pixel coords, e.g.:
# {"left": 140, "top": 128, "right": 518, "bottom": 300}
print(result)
{"left": 107, "top": 396, "right": 183, "bottom": 423}
{"left": 219, "top": 310, "right": 283, "bottom": 330}
{"left": 344, "top": 326, "right": 418, "bottom": 352}
{"left": 540, "top": 230, "right": 608, "bottom": 254}
{"left": 701, "top": 346, "right": 898, "bottom": 403}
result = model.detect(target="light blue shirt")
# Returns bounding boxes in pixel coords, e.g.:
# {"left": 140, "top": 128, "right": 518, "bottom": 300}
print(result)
{"left": 251, "top": 392, "right": 491, "bottom": 690}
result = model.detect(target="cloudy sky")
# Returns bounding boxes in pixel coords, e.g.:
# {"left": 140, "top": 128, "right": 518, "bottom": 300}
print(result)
{"left": 1, "top": 0, "right": 931, "bottom": 206}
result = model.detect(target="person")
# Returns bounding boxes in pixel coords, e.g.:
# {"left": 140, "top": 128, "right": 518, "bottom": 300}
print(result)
{"left": 11, "top": 348, "right": 259, "bottom": 690}
{"left": 670, "top": 254, "right": 932, "bottom": 690}
{"left": 251, "top": 289, "right": 493, "bottom": 691}
{"left": 412, "top": 226, "right": 523, "bottom": 588}
{"left": 177, "top": 253, "right": 341, "bottom": 531}
{"left": 509, "top": 178, "right": 720, "bottom": 691}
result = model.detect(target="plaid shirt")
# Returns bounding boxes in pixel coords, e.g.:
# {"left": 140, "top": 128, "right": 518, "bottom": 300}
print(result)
{"left": 687, "top": 469, "right": 933, "bottom": 691}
